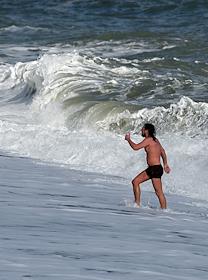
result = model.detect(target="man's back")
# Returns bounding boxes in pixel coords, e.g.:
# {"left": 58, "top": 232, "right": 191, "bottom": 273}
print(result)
{"left": 145, "top": 138, "right": 162, "bottom": 166}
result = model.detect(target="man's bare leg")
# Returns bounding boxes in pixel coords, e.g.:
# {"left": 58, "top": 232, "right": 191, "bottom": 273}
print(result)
{"left": 132, "top": 171, "right": 150, "bottom": 206}
{"left": 151, "top": 178, "right": 167, "bottom": 209}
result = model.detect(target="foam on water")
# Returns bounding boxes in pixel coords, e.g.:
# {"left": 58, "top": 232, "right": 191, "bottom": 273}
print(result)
{"left": 0, "top": 25, "right": 49, "bottom": 33}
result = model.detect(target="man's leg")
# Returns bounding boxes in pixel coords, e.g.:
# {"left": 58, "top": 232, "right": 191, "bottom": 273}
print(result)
{"left": 151, "top": 178, "right": 167, "bottom": 209}
{"left": 132, "top": 170, "right": 150, "bottom": 206}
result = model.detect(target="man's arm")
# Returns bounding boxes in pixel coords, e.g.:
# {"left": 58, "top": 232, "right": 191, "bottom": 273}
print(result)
{"left": 160, "top": 146, "right": 171, "bottom": 173}
{"left": 161, "top": 147, "right": 168, "bottom": 165}
{"left": 125, "top": 133, "right": 149, "bottom": 150}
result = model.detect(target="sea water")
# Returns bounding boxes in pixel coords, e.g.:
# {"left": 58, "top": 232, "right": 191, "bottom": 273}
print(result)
{"left": 0, "top": 1, "right": 208, "bottom": 279}
{"left": 1, "top": 153, "right": 208, "bottom": 280}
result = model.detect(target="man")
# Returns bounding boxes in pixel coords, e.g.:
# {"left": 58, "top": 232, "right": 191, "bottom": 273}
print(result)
{"left": 125, "top": 123, "right": 170, "bottom": 209}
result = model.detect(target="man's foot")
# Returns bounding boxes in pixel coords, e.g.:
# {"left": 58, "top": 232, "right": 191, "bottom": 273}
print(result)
{"left": 133, "top": 202, "right": 140, "bottom": 208}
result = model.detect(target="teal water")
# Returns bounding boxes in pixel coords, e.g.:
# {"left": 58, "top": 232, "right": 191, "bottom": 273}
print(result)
{"left": 1, "top": 0, "right": 208, "bottom": 44}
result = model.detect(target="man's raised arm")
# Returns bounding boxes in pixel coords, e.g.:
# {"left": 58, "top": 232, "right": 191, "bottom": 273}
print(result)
{"left": 125, "top": 133, "right": 149, "bottom": 150}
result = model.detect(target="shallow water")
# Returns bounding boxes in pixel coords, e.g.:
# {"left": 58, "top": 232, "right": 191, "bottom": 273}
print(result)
{"left": 1, "top": 153, "right": 208, "bottom": 280}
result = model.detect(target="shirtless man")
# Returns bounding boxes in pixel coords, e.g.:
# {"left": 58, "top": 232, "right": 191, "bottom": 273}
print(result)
{"left": 125, "top": 123, "right": 170, "bottom": 209}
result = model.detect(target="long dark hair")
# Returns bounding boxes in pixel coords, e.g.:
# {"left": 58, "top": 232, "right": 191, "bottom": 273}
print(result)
{"left": 144, "top": 123, "right": 156, "bottom": 141}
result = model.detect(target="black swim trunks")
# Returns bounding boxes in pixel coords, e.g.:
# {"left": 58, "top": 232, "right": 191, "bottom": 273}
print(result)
{"left": 145, "top": 164, "right": 163, "bottom": 179}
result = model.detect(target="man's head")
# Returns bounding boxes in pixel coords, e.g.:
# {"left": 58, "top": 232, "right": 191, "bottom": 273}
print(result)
{"left": 141, "top": 123, "right": 156, "bottom": 140}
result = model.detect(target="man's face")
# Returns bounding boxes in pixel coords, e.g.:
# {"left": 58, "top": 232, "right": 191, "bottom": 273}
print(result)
{"left": 141, "top": 127, "right": 146, "bottom": 137}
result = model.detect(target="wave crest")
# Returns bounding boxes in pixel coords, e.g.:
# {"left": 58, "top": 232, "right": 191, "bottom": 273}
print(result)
{"left": 1, "top": 50, "right": 207, "bottom": 137}
{"left": 99, "top": 96, "right": 208, "bottom": 136}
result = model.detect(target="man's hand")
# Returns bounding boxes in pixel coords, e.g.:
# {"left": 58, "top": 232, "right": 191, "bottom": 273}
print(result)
{"left": 164, "top": 164, "right": 171, "bottom": 174}
{"left": 125, "top": 132, "right": 130, "bottom": 141}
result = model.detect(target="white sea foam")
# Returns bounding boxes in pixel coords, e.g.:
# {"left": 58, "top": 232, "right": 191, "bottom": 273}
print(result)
{"left": 142, "top": 57, "right": 165, "bottom": 63}
{"left": 0, "top": 25, "right": 49, "bottom": 33}
{"left": 162, "top": 44, "right": 176, "bottom": 50}
{"left": 102, "top": 96, "right": 208, "bottom": 135}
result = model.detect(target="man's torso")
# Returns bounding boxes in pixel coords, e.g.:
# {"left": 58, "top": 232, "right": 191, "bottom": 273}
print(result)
{"left": 145, "top": 138, "right": 161, "bottom": 166}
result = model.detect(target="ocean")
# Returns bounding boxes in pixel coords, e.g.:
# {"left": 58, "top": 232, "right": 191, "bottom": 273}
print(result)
{"left": 0, "top": 0, "right": 208, "bottom": 279}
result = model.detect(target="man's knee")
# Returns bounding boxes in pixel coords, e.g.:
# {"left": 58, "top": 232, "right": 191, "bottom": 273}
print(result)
{"left": 132, "top": 178, "right": 139, "bottom": 187}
